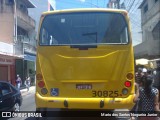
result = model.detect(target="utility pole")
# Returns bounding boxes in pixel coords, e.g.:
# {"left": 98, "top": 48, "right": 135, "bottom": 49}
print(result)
{"left": 14, "top": 0, "right": 17, "bottom": 43}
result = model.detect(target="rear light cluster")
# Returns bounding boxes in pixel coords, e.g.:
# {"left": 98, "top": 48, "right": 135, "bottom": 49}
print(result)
{"left": 36, "top": 73, "right": 43, "bottom": 80}
{"left": 122, "top": 88, "right": 128, "bottom": 95}
{"left": 41, "top": 88, "right": 48, "bottom": 95}
{"left": 38, "top": 81, "right": 45, "bottom": 88}
{"left": 125, "top": 81, "right": 131, "bottom": 87}
{"left": 122, "top": 73, "right": 134, "bottom": 95}
{"left": 36, "top": 73, "right": 48, "bottom": 95}
{"left": 126, "top": 73, "right": 134, "bottom": 80}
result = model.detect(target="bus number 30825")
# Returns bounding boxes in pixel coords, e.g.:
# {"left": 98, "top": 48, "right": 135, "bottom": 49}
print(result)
{"left": 92, "top": 90, "right": 119, "bottom": 97}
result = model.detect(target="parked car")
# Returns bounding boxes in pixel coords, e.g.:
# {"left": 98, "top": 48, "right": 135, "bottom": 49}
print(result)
{"left": 0, "top": 81, "right": 22, "bottom": 111}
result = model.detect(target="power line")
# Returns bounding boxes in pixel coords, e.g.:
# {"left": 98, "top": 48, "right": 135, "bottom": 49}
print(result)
{"left": 129, "top": 0, "right": 142, "bottom": 14}
{"left": 129, "top": 0, "right": 139, "bottom": 14}
{"left": 126, "top": 0, "right": 132, "bottom": 9}
{"left": 126, "top": 0, "right": 143, "bottom": 32}
{"left": 123, "top": 0, "right": 127, "bottom": 4}
{"left": 124, "top": 0, "right": 143, "bottom": 44}
{"left": 58, "top": 0, "right": 101, "bottom": 8}
{"left": 56, "top": 0, "right": 88, "bottom": 7}
{"left": 130, "top": 18, "right": 141, "bottom": 28}
{"left": 128, "top": 0, "right": 136, "bottom": 12}
{"left": 130, "top": 15, "right": 140, "bottom": 25}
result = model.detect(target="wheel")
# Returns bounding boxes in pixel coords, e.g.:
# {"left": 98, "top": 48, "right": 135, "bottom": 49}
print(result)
{"left": 12, "top": 103, "right": 20, "bottom": 112}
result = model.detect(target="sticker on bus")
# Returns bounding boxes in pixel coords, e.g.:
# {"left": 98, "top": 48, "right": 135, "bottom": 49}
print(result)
{"left": 50, "top": 88, "right": 59, "bottom": 96}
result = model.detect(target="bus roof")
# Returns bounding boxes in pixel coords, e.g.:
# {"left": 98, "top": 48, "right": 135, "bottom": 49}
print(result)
{"left": 41, "top": 8, "right": 128, "bottom": 16}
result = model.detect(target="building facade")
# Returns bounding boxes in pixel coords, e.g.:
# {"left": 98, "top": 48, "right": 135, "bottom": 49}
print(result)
{"left": 0, "top": 0, "right": 36, "bottom": 86}
{"left": 134, "top": 0, "right": 160, "bottom": 59}
{"left": 107, "top": 0, "right": 120, "bottom": 9}
{"left": 107, "top": 0, "right": 126, "bottom": 9}
{"left": 29, "top": 0, "right": 56, "bottom": 31}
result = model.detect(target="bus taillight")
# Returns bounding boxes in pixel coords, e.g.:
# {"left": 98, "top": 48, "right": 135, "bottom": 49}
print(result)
{"left": 122, "top": 88, "right": 128, "bottom": 95}
{"left": 41, "top": 88, "right": 48, "bottom": 95}
{"left": 38, "top": 81, "right": 45, "bottom": 88}
{"left": 36, "top": 73, "right": 43, "bottom": 80}
{"left": 126, "top": 73, "right": 133, "bottom": 80}
{"left": 124, "top": 81, "right": 131, "bottom": 87}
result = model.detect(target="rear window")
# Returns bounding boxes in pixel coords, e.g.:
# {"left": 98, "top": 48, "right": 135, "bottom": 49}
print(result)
{"left": 40, "top": 12, "right": 129, "bottom": 45}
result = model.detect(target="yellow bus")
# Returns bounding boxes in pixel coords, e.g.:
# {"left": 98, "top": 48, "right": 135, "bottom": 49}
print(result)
{"left": 36, "top": 8, "right": 135, "bottom": 111}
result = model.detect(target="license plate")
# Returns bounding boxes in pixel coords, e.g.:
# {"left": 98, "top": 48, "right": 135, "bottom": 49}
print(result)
{"left": 76, "top": 84, "right": 92, "bottom": 90}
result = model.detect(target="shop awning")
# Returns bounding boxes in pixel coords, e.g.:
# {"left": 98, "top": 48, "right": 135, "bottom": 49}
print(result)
{"left": 24, "top": 54, "right": 36, "bottom": 61}
{"left": 136, "top": 58, "right": 149, "bottom": 65}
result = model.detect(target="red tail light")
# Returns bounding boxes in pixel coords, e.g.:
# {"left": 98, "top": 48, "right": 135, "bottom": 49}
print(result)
{"left": 125, "top": 81, "right": 131, "bottom": 87}
{"left": 38, "top": 81, "right": 45, "bottom": 88}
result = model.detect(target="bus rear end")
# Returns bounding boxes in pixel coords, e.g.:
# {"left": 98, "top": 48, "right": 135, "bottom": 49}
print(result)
{"left": 36, "top": 8, "right": 135, "bottom": 110}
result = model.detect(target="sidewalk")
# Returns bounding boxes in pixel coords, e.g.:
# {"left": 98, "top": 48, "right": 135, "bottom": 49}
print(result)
{"left": 20, "top": 86, "right": 35, "bottom": 96}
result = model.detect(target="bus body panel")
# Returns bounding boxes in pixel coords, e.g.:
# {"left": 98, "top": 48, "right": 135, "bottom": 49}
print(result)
{"left": 36, "top": 8, "right": 135, "bottom": 110}
{"left": 36, "top": 92, "right": 135, "bottom": 109}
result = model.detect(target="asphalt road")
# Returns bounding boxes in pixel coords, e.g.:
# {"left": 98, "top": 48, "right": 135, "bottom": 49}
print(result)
{"left": 8, "top": 87, "right": 36, "bottom": 120}
{"left": 7, "top": 87, "right": 131, "bottom": 120}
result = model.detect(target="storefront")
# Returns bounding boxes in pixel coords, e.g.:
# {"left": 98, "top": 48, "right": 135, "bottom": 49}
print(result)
{"left": 0, "top": 54, "right": 16, "bottom": 85}
{"left": 15, "top": 52, "right": 36, "bottom": 86}
{"left": 24, "top": 52, "right": 36, "bottom": 85}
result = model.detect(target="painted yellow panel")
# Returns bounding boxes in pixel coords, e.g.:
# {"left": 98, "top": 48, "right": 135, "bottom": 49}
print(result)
{"left": 36, "top": 8, "right": 135, "bottom": 110}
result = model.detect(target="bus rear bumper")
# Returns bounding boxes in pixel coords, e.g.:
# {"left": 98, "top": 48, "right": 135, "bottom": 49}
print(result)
{"left": 35, "top": 92, "right": 135, "bottom": 110}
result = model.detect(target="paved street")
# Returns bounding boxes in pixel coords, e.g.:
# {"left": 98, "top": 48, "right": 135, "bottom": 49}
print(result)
{"left": 7, "top": 86, "right": 131, "bottom": 120}
{"left": 20, "top": 87, "right": 36, "bottom": 111}
{"left": 8, "top": 86, "right": 36, "bottom": 120}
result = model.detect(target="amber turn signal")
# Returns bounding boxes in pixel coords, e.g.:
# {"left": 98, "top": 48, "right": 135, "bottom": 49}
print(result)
{"left": 126, "top": 73, "right": 133, "bottom": 80}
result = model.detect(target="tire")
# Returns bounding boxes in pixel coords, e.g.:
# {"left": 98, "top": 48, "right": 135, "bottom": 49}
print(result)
{"left": 12, "top": 103, "right": 20, "bottom": 112}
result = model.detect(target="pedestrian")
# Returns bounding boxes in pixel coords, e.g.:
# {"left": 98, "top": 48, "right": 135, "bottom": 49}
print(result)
{"left": 139, "top": 68, "right": 148, "bottom": 87}
{"left": 135, "top": 68, "right": 143, "bottom": 87}
{"left": 25, "top": 76, "right": 31, "bottom": 92}
{"left": 130, "top": 83, "right": 139, "bottom": 120}
{"left": 16, "top": 74, "right": 21, "bottom": 91}
{"left": 132, "top": 68, "right": 142, "bottom": 104}
{"left": 135, "top": 68, "right": 143, "bottom": 84}
{"left": 133, "top": 75, "right": 159, "bottom": 120}
{"left": 153, "top": 61, "right": 160, "bottom": 110}
{"left": 130, "top": 68, "right": 143, "bottom": 120}
{"left": 142, "top": 68, "right": 147, "bottom": 76}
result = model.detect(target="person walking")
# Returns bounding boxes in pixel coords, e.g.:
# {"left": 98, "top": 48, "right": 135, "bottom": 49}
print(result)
{"left": 139, "top": 68, "right": 148, "bottom": 87}
{"left": 153, "top": 63, "right": 160, "bottom": 110}
{"left": 134, "top": 75, "right": 159, "bottom": 120}
{"left": 135, "top": 68, "right": 143, "bottom": 84}
{"left": 130, "top": 68, "right": 143, "bottom": 120}
{"left": 142, "top": 68, "right": 147, "bottom": 75}
{"left": 25, "top": 76, "right": 31, "bottom": 92}
{"left": 16, "top": 74, "right": 21, "bottom": 91}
